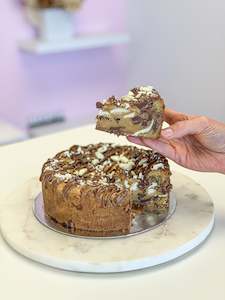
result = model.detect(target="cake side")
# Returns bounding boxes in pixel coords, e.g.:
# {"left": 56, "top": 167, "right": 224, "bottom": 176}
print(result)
{"left": 42, "top": 179, "right": 132, "bottom": 235}
{"left": 40, "top": 143, "right": 172, "bottom": 236}
{"left": 96, "top": 86, "right": 165, "bottom": 139}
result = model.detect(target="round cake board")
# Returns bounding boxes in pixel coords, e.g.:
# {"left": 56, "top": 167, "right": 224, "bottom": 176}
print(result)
{"left": 0, "top": 172, "right": 214, "bottom": 273}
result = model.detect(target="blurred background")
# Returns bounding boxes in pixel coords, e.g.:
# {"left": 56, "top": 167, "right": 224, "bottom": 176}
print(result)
{"left": 0, "top": 0, "right": 225, "bottom": 145}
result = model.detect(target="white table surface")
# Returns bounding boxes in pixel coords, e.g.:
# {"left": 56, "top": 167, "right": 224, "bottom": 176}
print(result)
{"left": 0, "top": 124, "right": 225, "bottom": 300}
{"left": 0, "top": 120, "right": 27, "bottom": 145}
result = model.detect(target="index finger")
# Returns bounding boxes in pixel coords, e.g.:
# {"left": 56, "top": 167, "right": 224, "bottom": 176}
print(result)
{"left": 164, "top": 108, "right": 189, "bottom": 125}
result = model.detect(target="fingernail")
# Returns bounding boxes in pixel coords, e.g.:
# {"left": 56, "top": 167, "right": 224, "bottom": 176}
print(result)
{"left": 162, "top": 128, "right": 173, "bottom": 138}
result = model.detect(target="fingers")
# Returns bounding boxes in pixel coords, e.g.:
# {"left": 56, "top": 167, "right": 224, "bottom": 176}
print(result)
{"left": 127, "top": 136, "right": 145, "bottom": 148}
{"left": 161, "top": 116, "right": 210, "bottom": 139}
{"left": 164, "top": 108, "right": 188, "bottom": 125}
{"left": 127, "top": 136, "right": 177, "bottom": 161}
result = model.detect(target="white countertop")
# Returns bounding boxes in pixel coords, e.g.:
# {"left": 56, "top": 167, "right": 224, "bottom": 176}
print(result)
{"left": 0, "top": 120, "right": 27, "bottom": 145}
{"left": 0, "top": 124, "right": 225, "bottom": 300}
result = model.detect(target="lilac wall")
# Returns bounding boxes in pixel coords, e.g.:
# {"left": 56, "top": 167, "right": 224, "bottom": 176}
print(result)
{"left": 0, "top": 1, "right": 128, "bottom": 128}
{"left": 127, "top": 0, "right": 225, "bottom": 122}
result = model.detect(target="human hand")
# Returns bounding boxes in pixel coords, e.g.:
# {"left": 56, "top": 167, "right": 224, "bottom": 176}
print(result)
{"left": 128, "top": 109, "right": 225, "bottom": 174}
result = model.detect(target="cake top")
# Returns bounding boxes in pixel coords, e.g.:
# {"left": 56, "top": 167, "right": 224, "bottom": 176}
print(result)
{"left": 96, "top": 86, "right": 161, "bottom": 110}
{"left": 40, "top": 143, "right": 170, "bottom": 192}
{"left": 122, "top": 86, "right": 160, "bottom": 102}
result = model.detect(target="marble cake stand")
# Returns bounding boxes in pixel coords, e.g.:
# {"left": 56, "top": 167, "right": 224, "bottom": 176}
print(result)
{"left": 0, "top": 172, "right": 214, "bottom": 273}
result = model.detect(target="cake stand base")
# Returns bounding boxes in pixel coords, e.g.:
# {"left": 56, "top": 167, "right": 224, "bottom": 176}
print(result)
{"left": 0, "top": 172, "right": 214, "bottom": 273}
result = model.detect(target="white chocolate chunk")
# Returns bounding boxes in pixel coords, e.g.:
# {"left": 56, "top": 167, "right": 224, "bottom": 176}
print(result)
{"left": 147, "top": 182, "right": 158, "bottom": 195}
{"left": 130, "top": 182, "right": 139, "bottom": 191}
{"left": 111, "top": 155, "right": 135, "bottom": 171}
{"left": 133, "top": 120, "right": 154, "bottom": 136}
{"left": 124, "top": 180, "right": 130, "bottom": 188}
{"left": 138, "top": 158, "right": 148, "bottom": 166}
{"left": 119, "top": 161, "right": 134, "bottom": 171}
{"left": 121, "top": 95, "right": 137, "bottom": 102}
{"left": 138, "top": 172, "right": 144, "bottom": 180}
{"left": 108, "top": 173, "right": 114, "bottom": 179}
{"left": 111, "top": 154, "right": 129, "bottom": 163}
{"left": 151, "top": 163, "right": 164, "bottom": 170}
{"left": 122, "top": 102, "right": 130, "bottom": 109}
{"left": 123, "top": 112, "right": 136, "bottom": 119}
{"left": 111, "top": 155, "right": 120, "bottom": 162}
{"left": 103, "top": 159, "right": 110, "bottom": 166}
{"left": 54, "top": 173, "right": 73, "bottom": 181}
{"left": 110, "top": 107, "right": 129, "bottom": 114}
{"left": 96, "top": 165, "right": 103, "bottom": 171}
{"left": 91, "top": 158, "right": 99, "bottom": 165}
{"left": 98, "top": 144, "right": 109, "bottom": 153}
{"left": 119, "top": 155, "right": 129, "bottom": 163}
{"left": 63, "top": 150, "right": 71, "bottom": 158}
{"left": 98, "top": 110, "right": 110, "bottom": 117}
{"left": 76, "top": 146, "right": 83, "bottom": 154}
{"left": 95, "top": 152, "right": 104, "bottom": 160}
{"left": 44, "top": 165, "right": 53, "bottom": 171}
{"left": 50, "top": 159, "right": 59, "bottom": 167}
{"left": 140, "top": 86, "right": 154, "bottom": 93}
{"left": 77, "top": 168, "right": 88, "bottom": 176}
{"left": 128, "top": 91, "right": 134, "bottom": 96}
{"left": 100, "top": 178, "right": 108, "bottom": 185}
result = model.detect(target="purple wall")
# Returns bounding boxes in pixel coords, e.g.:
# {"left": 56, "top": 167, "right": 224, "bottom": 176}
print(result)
{"left": 0, "top": 1, "right": 128, "bottom": 128}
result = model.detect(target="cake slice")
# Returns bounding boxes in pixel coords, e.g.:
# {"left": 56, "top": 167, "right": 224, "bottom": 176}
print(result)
{"left": 96, "top": 86, "right": 165, "bottom": 139}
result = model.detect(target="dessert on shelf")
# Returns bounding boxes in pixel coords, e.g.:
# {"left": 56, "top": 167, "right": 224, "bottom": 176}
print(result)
{"left": 40, "top": 143, "right": 172, "bottom": 237}
{"left": 96, "top": 86, "right": 165, "bottom": 139}
{"left": 24, "top": 0, "right": 84, "bottom": 10}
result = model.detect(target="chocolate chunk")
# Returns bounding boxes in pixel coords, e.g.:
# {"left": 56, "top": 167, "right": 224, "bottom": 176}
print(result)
{"left": 96, "top": 101, "right": 103, "bottom": 109}
{"left": 115, "top": 117, "right": 121, "bottom": 123}
{"left": 136, "top": 100, "right": 153, "bottom": 110}
{"left": 67, "top": 220, "right": 75, "bottom": 229}
{"left": 139, "top": 198, "right": 153, "bottom": 205}
{"left": 161, "top": 183, "right": 172, "bottom": 194}
{"left": 109, "top": 96, "right": 116, "bottom": 101}
{"left": 152, "top": 119, "right": 160, "bottom": 131}
{"left": 97, "top": 115, "right": 110, "bottom": 120}
{"left": 50, "top": 216, "right": 58, "bottom": 224}
{"left": 132, "top": 116, "right": 142, "bottom": 124}
{"left": 142, "top": 120, "right": 148, "bottom": 127}
{"left": 139, "top": 180, "right": 149, "bottom": 189}
{"left": 152, "top": 113, "right": 162, "bottom": 131}
{"left": 131, "top": 87, "right": 139, "bottom": 95}
{"left": 109, "top": 127, "right": 124, "bottom": 136}
{"left": 62, "top": 222, "right": 68, "bottom": 228}
{"left": 152, "top": 89, "right": 160, "bottom": 97}
{"left": 108, "top": 96, "right": 117, "bottom": 104}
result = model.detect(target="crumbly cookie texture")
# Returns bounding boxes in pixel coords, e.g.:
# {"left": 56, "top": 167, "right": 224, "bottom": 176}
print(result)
{"left": 40, "top": 143, "right": 172, "bottom": 236}
{"left": 96, "top": 86, "right": 165, "bottom": 139}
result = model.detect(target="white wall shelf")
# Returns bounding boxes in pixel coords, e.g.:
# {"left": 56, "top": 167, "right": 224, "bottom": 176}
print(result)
{"left": 19, "top": 33, "right": 130, "bottom": 54}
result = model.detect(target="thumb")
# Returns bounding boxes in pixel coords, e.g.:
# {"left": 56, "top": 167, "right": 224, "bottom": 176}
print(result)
{"left": 161, "top": 116, "right": 209, "bottom": 139}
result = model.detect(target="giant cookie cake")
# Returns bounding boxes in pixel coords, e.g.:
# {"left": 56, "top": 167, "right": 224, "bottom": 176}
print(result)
{"left": 40, "top": 143, "right": 172, "bottom": 237}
